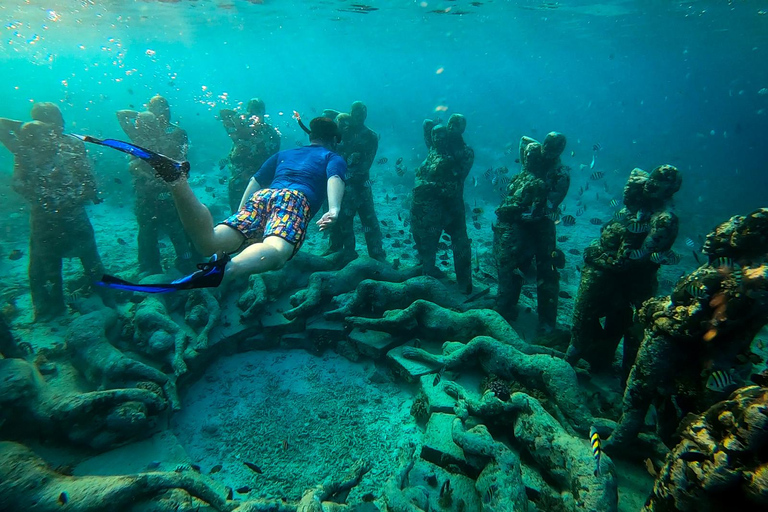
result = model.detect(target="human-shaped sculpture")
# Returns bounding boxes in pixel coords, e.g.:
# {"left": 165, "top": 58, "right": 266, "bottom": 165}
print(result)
{"left": 566, "top": 165, "right": 681, "bottom": 373}
{"left": 1, "top": 103, "right": 110, "bottom": 320}
{"left": 410, "top": 114, "right": 474, "bottom": 293}
{"left": 493, "top": 132, "right": 570, "bottom": 332}
{"left": 117, "top": 95, "right": 198, "bottom": 274}
{"left": 219, "top": 97, "right": 280, "bottom": 212}
{"left": 322, "top": 101, "right": 385, "bottom": 261}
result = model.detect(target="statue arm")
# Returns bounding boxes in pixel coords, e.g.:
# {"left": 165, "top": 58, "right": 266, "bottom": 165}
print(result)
{"left": 0, "top": 118, "right": 23, "bottom": 154}
{"left": 422, "top": 119, "right": 436, "bottom": 149}
{"left": 219, "top": 109, "right": 242, "bottom": 142}
{"left": 115, "top": 110, "right": 139, "bottom": 141}
{"left": 548, "top": 169, "right": 570, "bottom": 208}
{"left": 642, "top": 212, "right": 679, "bottom": 254}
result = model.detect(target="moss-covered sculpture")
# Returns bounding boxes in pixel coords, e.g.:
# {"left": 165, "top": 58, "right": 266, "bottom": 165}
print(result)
{"left": 401, "top": 336, "right": 591, "bottom": 431}
{"left": 0, "top": 358, "right": 166, "bottom": 449}
{"left": 494, "top": 132, "right": 570, "bottom": 331}
{"left": 567, "top": 165, "right": 681, "bottom": 374}
{"left": 0, "top": 441, "right": 370, "bottom": 512}
{"left": 643, "top": 385, "right": 768, "bottom": 511}
{"left": 610, "top": 208, "right": 768, "bottom": 450}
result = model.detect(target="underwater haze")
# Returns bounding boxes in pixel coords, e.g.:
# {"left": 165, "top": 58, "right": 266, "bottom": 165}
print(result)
{"left": 2, "top": 1, "right": 768, "bottom": 512}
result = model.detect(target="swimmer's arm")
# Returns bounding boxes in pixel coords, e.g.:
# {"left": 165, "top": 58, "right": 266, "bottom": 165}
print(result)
{"left": 238, "top": 178, "right": 262, "bottom": 211}
{"left": 0, "top": 118, "right": 23, "bottom": 153}
{"left": 327, "top": 175, "right": 344, "bottom": 215}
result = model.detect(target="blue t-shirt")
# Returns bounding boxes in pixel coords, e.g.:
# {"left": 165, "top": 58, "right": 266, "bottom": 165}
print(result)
{"left": 254, "top": 144, "right": 346, "bottom": 216}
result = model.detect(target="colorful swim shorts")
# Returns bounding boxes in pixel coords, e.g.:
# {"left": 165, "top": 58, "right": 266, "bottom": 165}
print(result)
{"left": 220, "top": 188, "right": 311, "bottom": 255}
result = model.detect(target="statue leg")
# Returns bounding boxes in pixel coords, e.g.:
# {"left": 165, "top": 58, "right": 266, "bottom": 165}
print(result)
{"left": 444, "top": 197, "right": 472, "bottom": 294}
{"left": 493, "top": 221, "right": 526, "bottom": 321}
{"left": 135, "top": 196, "right": 162, "bottom": 275}
{"left": 72, "top": 211, "right": 115, "bottom": 308}
{"left": 28, "top": 213, "right": 65, "bottom": 320}
{"left": 411, "top": 196, "right": 440, "bottom": 276}
{"left": 534, "top": 219, "right": 559, "bottom": 331}
{"left": 567, "top": 264, "right": 610, "bottom": 366}
{"left": 358, "top": 186, "right": 386, "bottom": 261}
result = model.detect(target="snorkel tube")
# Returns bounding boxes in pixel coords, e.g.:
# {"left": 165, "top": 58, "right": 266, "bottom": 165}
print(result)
{"left": 293, "top": 110, "right": 311, "bottom": 136}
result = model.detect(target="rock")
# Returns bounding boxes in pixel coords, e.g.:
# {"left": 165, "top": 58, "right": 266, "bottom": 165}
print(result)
{"left": 349, "top": 328, "right": 399, "bottom": 359}
{"left": 387, "top": 343, "right": 442, "bottom": 382}
{"left": 305, "top": 318, "right": 347, "bottom": 353}
{"left": 421, "top": 413, "right": 468, "bottom": 472}
{"left": 418, "top": 374, "right": 456, "bottom": 414}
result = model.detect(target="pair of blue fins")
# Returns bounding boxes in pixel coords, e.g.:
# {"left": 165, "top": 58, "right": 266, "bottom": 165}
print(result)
{"left": 72, "top": 134, "right": 228, "bottom": 294}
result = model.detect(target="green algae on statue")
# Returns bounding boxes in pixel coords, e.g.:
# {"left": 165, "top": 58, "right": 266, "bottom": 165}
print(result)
{"left": 411, "top": 114, "right": 474, "bottom": 294}
{"left": 493, "top": 132, "right": 570, "bottom": 332}
{"left": 566, "top": 165, "right": 681, "bottom": 374}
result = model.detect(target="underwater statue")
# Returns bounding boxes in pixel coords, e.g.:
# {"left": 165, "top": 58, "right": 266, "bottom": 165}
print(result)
{"left": 322, "top": 101, "right": 386, "bottom": 261}
{"left": 0, "top": 102, "right": 111, "bottom": 321}
{"left": 493, "top": 132, "right": 570, "bottom": 332}
{"left": 608, "top": 207, "right": 768, "bottom": 450}
{"left": 219, "top": 97, "right": 281, "bottom": 212}
{"left": 410, "top": 113, "right": 474, "bottom": 294}
{"left": 117, "top": 95, "right": 199, "bottom": 275}
{"left": 566, "top": 165, "right": 681, "bottom": 374}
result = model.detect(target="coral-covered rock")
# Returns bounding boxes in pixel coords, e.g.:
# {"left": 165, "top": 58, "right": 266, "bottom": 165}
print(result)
{"left": 644, "top": 385, "right": 768, "bottom": 511}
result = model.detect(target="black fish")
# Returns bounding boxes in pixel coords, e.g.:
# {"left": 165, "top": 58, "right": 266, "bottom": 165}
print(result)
{"left": 58, "top": 492, "right": 68, "bottom": 505}
{"left": 8, "top": 249, "right": 23, "bottom": 260}
{"left": 589, "top": 218, "right": 603, "bottom": 225}
{"left": 396, "top": 157, "right": 403, "bottom": 165}
{"left": 376, "top": 157, "right": 388, "bottom": 164}
{"left": 236, "top": 486, "right": 251, "bottom": 494}
{"left": 561, "top": 215, "right": 576, "bottom": 226}
{"left": 558, "top": 291, "right": 572, "bottom": 299}
{"left": 381, "top": 220, "right": 388, "bottom": 226}
{"left": 117, "top": 238, "right": 128, "bottom": 246}
{"left": 568, "top": 248, "right": 581, "bottom": 255}
{"left": 678, "top": 450, "right": 708, "bottom": 463}
{"left": 557, "top": 235, "right": 569, "bottom": 242}
{"left": 590, "top": 171, "right": 604, "bottom": 180}
{"left": 433, "top": 366, "right": 445, "bottom": 386}
{"left": 114, "top": 177, "right": 123, "bottom": 184}
{"left": 210, "top": 464, "right": 223, "bottom": 474}
{"left": 243, "top": 461, "right": 263, "bottom": 474}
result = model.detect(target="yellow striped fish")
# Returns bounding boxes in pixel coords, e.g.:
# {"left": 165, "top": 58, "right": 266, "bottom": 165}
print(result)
{"left": 590, "top": 427, "right": 602, "bottom": 476}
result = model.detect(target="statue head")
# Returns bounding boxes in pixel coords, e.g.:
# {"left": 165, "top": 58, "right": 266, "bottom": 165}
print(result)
{"left": 644, "top": 164, "right": 681, "bottom": 203}
{"left": 336, "top": 113, "right": 352, "bottom": 138}
{"left": 148, "top": 95, "right": 171, "bottom": 124}
{"left": 431, "top": 124, "right": 449, "bottom": 153}
{"left": 541, "top": 131, "right": 567, "bottom": 160}
{"left": 350, "top": 101, "right": 367, "bottom": 128}
{"left": 246, "top": 97, "right": 266, "bottom": 117}
{"left": 136, "top": 111, "right": 161, "bottom": 137}
{"left": 447, "top": 113, "right": 466, "bottom": 136}
{"left": 30, "top": 102, "right": 64, "bottom": 133}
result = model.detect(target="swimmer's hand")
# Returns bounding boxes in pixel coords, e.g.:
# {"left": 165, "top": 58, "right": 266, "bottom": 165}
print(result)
{"left": 316, "top": 209, "right": 339, "bottom": 231}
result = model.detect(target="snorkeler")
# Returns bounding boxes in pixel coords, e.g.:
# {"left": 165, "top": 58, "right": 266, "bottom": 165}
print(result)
{"left": 76, "top": 115, "right": 345, "bottom": 293}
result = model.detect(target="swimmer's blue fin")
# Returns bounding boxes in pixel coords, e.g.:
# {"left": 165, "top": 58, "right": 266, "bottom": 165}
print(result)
{"left": 71, "top": 133, "right": 190, "bottom": 182}
{"left": 97, "top": 253, "right": 230, "bottom": 293}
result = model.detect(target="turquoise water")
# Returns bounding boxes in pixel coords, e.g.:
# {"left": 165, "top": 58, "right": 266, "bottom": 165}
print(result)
{"left": 2, "top": 1, "right": 768, "bottom": 511}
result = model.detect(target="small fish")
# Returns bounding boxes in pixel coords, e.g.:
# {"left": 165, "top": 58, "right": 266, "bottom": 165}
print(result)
{"left": 644, "top": 459, "right": 657, "bottom": 477}
{"left": 210, "top": 464, "right": 223, "bottom": 474}
{"left": 547, "top": 211, "right": 561, "bottom": 221}
{"left": 473, "top": 222, "right": 482, "bottom": 229}
{"left": 589, "top": 218, "right": 603, "bottom": 225}
{"left": 593, "top": 142, "right": 602, "bottom": 152}
{"left": 363, "top": 226, "right": 372, "bottom": 233}
{"left": 58, "top": 492, "right": 68, "bottom": 505}
{"left": 117, "top": 238, "right": 128, "bottom": 246}
{"left": 381, "top": 220, "right": 388, "bottom": 226}
{"left": 568, "top": 248, "right": 581, "bottom": 255}
{"left": 463, "top": 287, "right": 491, "bottom": 303}
{"left": 473, "top": 176, "right": 478, "bottom": 187}
{"left": 472, "top": 207, "right": 484, "bottom": 214}
{"left": 557, "top": 235, "right": 569, "bottom": 242}
{"left": 706, "top": 370, "right": 736, "bottom": 392}
{"left": 590, "top": 171, "right": 604, "bottom": 180}
{"left": 626, "top": 222, "right": 650, "bottom": 234}
{"left": 8, "top": 249, "right": 24, "bottom": 260}
{"left": 678, "top": 450, "right": 708, "bottom": 463}
{"left": 558, "top": 291, "right": 572, "bottom": 299}
{"left": 609, "top": 199, "right": 620, "bottom": 207}
{"left": 685, "top": 237, "right": 695, "bottom": 248}
{"left": 236, "top": 486, "right": 252, "bottom": 494}
{"left": 483, "top": 168, "right": 494, "bottom": 181}
{"left": 628, "top": 249, "right": 647, "bottom": 260}
{"left": 364, "top": 179, "right": 375, "bottom": 188}
{"left": 396, "top": 166, "right": 405, "bottom": 177}
{"left": 613, "top": 210, "right": 627, "bottom": 221}
{"left": 650, "top": 252, "right": 665, "bottom": 264}
{"left": 711, "top": 257, "right": 738, "bottom": 269}
{"left": 433, "top": 366, "right": 445, "bottom": 386}
{"left": 114, "top": 177, "right": 123, "bottom": 185}
{"left": 243, "top": 461, "right": 263, "bottom": 474}
{"left": 561, "top": 215, "right": 576, "bottom": 226}
{"left": 376, "top": 157, "right": 388, "bottom": 165}
{"left": 218, "top": 176, "right": 227, "bottom": 185}
{"left": 590, "top": 427, "right": 602, "bottom": 476}
{"left": 282, "top": 439, "right": 288, "bottom": 451}
{"left": 685, "top": 282, "right": 707, "bottom": 299}
{"left": 396, "top": 157, "right": 403, "bottom": 165}
{"left": 570, "top": 150, "right": 575, "bottom": 157}
{"left": 576, "top": 206, "right": 585, "bottom": 216}
{"left": 441, "top": 234, "right": 451, "bottom": 241}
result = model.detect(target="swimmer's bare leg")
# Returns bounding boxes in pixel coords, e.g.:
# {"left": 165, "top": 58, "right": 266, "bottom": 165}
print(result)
{"left": 223, "top": 236, "right": 293, "bottom": 283}
{"left": 168, "top": 179, "right": 242, "bottom": 256}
